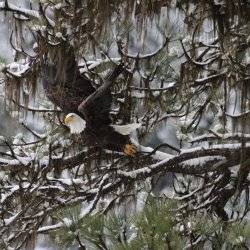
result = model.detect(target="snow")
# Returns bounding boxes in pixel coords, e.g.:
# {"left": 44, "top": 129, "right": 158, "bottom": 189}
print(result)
{"left": 31, "top": 25, "right": 47, "bottom": 32}
{"left": 117, "top": 98, "right": 125, "bottom": 103}
{"left": 78, "top": 174, "right": 110, "bottom": 218}
{"left": 181, "top": 156, "right": 225, "bottom": 167}
{"left": 16, "top": 155, "right": 32, "bottom": 166}
{"left": 80, "top": 201, "right": 95, "bottom": 218}
{"left": 79, "top": 58, "right": 121, "bottom": 73}
{"left": 0, "top": 157, "right": 23, "bottom": 166}
{"left": 54, "top": 3, "right": 62, "bottom": 9}
{"left": 179, "top": 224, "right": 184, "bottom": 232}
{"left": 39, "top": 185, "right": 65, "bottom": 192}
{"left": 4, "top": 213, "right": 20, "bottom": 226}
{"left": 47, "top": 178, "right": 84, "bottom": 186}
{"left": 7, "top": 61, "right": 30, "bottom": 77}
{"left": 189, "top": 132, "right": 250, "bottom": 143}
{"left": 1, "top": 185, "right": 19, "bottom": 203}
{"left": 194, "top": 70, "right": 227, "bottom": 84}
{"left": 116, "top": 143, "right": 250, "bottom": 179}
{"left": 182, "top": 142, "right": 250, "bottom": 154}
{"left": 62, "top": 217, "right": 72, "bottom": 227}
{"left": 55, "top": 32, "right": 63, "bottom": 38}
{"left": 128, "top": 224, "right": 138, "bottom": 242}
{"left": 37, "top": 222, "right": 64, "bottom": 233}
{"left": 33, "top": 42, "right": 38, "bottom": 50}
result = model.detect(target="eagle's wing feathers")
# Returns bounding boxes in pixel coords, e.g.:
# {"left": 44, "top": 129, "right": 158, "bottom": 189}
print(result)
{"left": 41, "top": 42, "right": 96, "bottom": 114}
{"left": 78, "top": 62, "right": 124, "bottom": 128}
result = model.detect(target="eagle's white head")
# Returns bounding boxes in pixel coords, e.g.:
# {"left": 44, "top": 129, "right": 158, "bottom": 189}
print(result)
{"left": 64, "top": 113, "right": 86, "bottom": 134}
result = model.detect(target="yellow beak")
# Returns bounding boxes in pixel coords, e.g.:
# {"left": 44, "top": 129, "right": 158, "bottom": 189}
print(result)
{"left": 64, "top": 115, "right": 73, "bottom": 125}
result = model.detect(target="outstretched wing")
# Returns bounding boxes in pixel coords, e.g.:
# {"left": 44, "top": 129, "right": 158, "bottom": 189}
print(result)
{"left": 41, "top": 42, "right": 95, "bottom": 115}
{"left": 78, "top": 63, "right": 125, "bottom": 128}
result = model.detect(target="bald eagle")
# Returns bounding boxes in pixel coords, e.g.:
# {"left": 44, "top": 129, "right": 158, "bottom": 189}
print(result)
{"left": 41, "top": 42, "right": 140, "bottom": 156}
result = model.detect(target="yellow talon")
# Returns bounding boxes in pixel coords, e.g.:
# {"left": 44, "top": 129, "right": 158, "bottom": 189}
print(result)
{"left": 123, "top": 144, "right": 137, "bottom": 157}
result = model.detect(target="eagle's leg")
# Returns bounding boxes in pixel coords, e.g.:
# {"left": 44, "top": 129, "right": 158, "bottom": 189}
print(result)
{"left": 123, "top": 144, "right": 137, "bottom": 157}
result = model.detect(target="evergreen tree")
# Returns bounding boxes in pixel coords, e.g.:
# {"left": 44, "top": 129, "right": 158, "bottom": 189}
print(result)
{"left": 0, "top": 0, "right": 249, "bottom": 249}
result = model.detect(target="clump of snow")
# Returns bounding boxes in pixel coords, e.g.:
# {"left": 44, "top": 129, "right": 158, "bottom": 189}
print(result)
{"left": 181, "top": 156, "right": 225, "bottom": 167}
{"left": 7, "top": 61, "right": 30, "bottom": 77}
{"left": 179, "top": 224, "right": 185, "bottom": 232}
{"left": 9, "top": 62, "right": 20, "bottom": 71}
{"left": 32, "top": 25, "right": 47, "bottom": 32}
{"left": 62, "top": 218, "right": 72, "bottom": 227}
{"left": 4, "top": 213, "right": 20, "bottom": 226}
{"left": 55, "top": 32, "right": 63, "bottom": 38}
{"left": 117, "top": 98, "right": 125, "bottom": 103}
{"left": 55, "top": 3, "right": 62, "bottom": 9}
{"left": 128, "top": 224, "right": 138, "bottom": 243}
{"left": 33, "top": 42, "right": 38, "bottom": 50}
